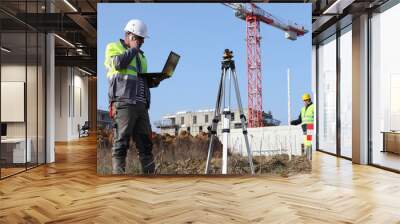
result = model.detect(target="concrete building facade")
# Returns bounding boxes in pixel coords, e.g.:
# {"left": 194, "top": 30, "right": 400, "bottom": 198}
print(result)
{"left": 155, "top": 108, "right": 280, "bottom": 136}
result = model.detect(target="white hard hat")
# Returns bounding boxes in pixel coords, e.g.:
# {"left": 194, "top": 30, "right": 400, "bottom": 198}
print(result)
{"left": 124, "top": 19, "right": 149, "bottom": 38}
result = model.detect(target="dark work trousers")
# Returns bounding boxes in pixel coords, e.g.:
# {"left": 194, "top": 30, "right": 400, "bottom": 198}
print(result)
{"left": 112, "top": 102, "right": 155, "bottom": 174}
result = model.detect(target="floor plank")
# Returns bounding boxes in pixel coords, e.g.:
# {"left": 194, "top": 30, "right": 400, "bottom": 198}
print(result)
{"left": 1, "top": 135, "right": 400, "bottom": 223}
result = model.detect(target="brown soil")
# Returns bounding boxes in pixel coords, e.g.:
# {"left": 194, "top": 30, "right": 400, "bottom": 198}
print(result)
{"left": 97, "top": 129, "right": 311, "bottom": 176}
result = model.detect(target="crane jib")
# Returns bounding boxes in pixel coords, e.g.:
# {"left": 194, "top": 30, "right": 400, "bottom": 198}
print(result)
{"left": 222, "top": 2, "right": 308, "bottom": 127}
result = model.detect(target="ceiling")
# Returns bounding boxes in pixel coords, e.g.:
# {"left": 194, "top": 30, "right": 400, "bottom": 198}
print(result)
{"left": 310, "top": 0, "right": 391, "bottom": 43}
{"left": 0, "top": 0, "right": 98, "bottom": 74}
{"left": 0, "top": 0, "right": 396, "bottom": 75}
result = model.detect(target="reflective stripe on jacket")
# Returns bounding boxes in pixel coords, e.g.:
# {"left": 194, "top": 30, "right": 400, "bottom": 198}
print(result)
{"left": 301, "top": 104, "right": 314, "bottom": 146}
{"left": 105, "top": 41, "right": 149, "bottom": 105}
{"left": 301, "top": 104, "right": 314, "bottom": 125}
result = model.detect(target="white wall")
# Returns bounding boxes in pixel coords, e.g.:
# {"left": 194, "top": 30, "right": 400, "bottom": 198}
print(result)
{"left": 55, "top": 66, "right": 68, "bottom": 141}
{"left": 221, "top": 125, "right": 304, "bottom": 156}
{"left": 1, "top": 66, "right": 26, "bottom": 137}
{"left": 1, "top": 65, "right": 35, "bottom": 138}
{"left": 1, "top": 63, "right": 46, "bottom": 164}
{"left": 54, "top": 67, "right": 89, "bottom": 141}
{"left": 72, "top": 73, "right": 89, "bottom": 137}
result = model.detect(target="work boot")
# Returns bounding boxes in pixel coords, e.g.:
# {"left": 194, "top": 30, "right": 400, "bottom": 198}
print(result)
{"left": 140, "top": 156, "right": 155, "bottom": 174}
{"left": 112, "top": 157, "right": 126, "bottom": 174}
{"left": 135, "top": 133, "right": 155, "bottom": 174}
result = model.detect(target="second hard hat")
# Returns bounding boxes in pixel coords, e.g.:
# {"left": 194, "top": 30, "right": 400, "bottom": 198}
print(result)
{"left": 124, "top": 19, "right": 149, "bottom": 38}
{"left": 302, "top": 93, "right": 311, "bottom": 101}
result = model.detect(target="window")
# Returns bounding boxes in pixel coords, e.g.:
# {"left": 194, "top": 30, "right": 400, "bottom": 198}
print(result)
{"left": 234, "top": 123, "right": 242, "bottom": 129}
{"left": 339, "top": 26, "right": 352, "bottom": 158}
{"left": 205, "top": 114, "right": 209, "bottom": 123}
{"left": 370, "top": 4, "right": 400, "bottom": 171}
{"left": 193, "top": 115, "right": 197, "bottom": 124}
{"left": 317, "top": 34, "right": 337, "bottom": 154}
{"left": 199, "top": 126, "right": 203, "bottom": 132}
{"left": 231, "top": 112, "right": 235, "bottom": 121}
{"left": 0, "top": 2, "right": 46, "bottom": 179}
{"left": 315, "top": 23, "right": 353, "bottom": 159}
{"left": 174, "top": 127, "right": 178, "bottom": 135}
{"left": 181, "top": 117, "right": 184, "bottom": 125}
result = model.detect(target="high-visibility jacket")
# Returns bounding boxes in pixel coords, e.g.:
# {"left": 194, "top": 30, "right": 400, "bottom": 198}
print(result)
{"left": 105, "top": 41, "right": 149, "bottom": 105}
{"left": 301, "top": 104, "right": 314, "bottom": 147}
{"left": 301, "top": 104, "right": 314, "bottom": 125}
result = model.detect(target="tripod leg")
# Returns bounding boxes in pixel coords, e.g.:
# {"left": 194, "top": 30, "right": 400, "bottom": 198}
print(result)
{"left": 232, "top": 68, "right": 255, "bottom": 175}
{"left": 205, "top": 134, "right": 216, "bottom": 174}
{"left": 242, "top": 131, "right": 255, "bottom": 174}
{"left": 221, "top": 68, "right": 234, "bottom": 174}
{"left": 205, "top": 68, "right": 225, "bottom": 174}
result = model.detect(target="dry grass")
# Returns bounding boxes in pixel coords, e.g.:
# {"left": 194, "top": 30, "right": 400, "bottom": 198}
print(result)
{"left": 97, "top": 128, "right": 311, "bottom": 176}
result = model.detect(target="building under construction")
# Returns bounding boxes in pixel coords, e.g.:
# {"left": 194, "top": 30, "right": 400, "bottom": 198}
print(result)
{"left": 155, "top": 109, "right": 281, "bottom": 136}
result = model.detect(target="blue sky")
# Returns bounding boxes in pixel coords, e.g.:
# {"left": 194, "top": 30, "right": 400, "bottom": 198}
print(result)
{"left": 97, "top": 3, "right": 311, "bottom": 130}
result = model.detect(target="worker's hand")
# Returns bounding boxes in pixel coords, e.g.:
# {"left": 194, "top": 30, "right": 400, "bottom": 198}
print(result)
{"left": 151, "top": 77, "right": 161, "bottom": 87}
{"left": 128, "top": 39, "right": 139, "bottom": 50}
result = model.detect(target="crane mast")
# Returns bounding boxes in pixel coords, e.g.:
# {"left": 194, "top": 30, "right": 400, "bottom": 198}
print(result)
{"left": 223, "top": 3, "right": 308, "bottom": 128}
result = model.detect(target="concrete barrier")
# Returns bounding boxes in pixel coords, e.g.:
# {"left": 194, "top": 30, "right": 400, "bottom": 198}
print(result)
{"left": 218, "top": 125, "right": 304, "bottom": 156}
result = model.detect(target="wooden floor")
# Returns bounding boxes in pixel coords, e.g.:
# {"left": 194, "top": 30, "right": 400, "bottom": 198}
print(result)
{"left": 1, "top": 167, "right": 26, "bottom": 178}
{"left": 372, "top": 151, "right": 400, "bottom": 171}
{"left": 1, "top": 136, "right": 400, "bottom": 223}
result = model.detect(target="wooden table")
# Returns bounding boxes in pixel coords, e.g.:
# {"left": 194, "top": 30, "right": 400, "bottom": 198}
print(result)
{"left": 382, "top": 131, "right": 400, "bottom": 154}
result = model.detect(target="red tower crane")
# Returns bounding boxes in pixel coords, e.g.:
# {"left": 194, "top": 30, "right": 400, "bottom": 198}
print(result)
{"left": 224, "top": 3, "right": 308, "bottom": 128}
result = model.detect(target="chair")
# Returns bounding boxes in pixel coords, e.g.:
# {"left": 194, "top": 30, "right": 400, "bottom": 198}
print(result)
{"left": 79, "top": 121, "right": 90, "bottom": 138}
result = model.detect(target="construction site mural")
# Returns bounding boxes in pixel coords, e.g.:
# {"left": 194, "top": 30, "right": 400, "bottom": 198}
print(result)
{"left": 97, "top": 3, "right": 312, "bottom": 175}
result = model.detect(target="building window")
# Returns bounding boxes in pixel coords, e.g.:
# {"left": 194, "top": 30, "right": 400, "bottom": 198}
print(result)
{"left": 193, "top": 115, "right": 197, "bottom": 124}
{"left": 317, "top": 34, "right": 337, "bottom": 155}
{"left": 199, "top": 126, "right": 203, "bottom": 132}
{"left": 181, "top": 117, "right": 184, "bottom": 125}
{"left": 187, "top": 127, "right": 191, "bottom": 133}
{"left": 339, "top": 26, "right": 352, "bottom": 158}
{"left": 231, "top": 112, "right": 235, "bottom": 121}
{"left": 234, "top": 123, "right": 242, "bottom": 129}
{"left": 171, "top": 118, "right": 176, "bottom": 125}
{"left": 205, "top": 114, "right": 209, "bottom": 123}
{"left": 0, "top": 9, "right": 46, "bottom": 179}
{"left": 370, "top": 4, "right": 400, "bottom": 171}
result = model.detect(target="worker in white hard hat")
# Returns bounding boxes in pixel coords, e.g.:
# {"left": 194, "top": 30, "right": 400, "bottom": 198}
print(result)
{"left": 105, "top": 19, "right": 160, "bottom": 174}
{"left": 291, "top": 93, "right": 314, "bottom": 160}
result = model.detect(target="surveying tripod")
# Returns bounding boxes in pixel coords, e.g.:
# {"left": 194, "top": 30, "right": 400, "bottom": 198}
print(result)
{"left": 205, "top": 49, "right": 255, "bottom": 175}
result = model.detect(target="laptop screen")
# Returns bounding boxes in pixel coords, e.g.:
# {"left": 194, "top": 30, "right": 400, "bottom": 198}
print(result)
{"left": 162, "top": 52, "right": 180, "bottom": 77}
